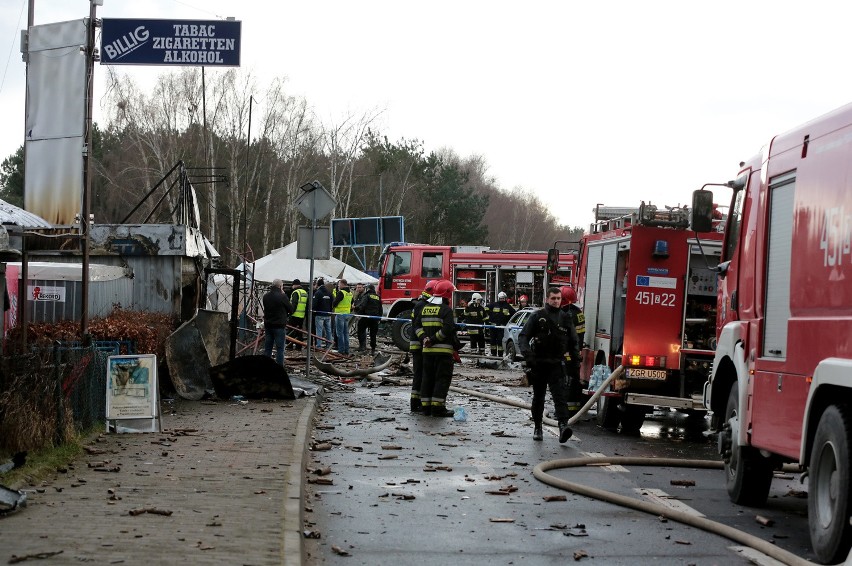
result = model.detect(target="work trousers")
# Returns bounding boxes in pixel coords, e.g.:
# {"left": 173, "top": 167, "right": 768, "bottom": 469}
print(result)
{"left": 411, "top": 348, "right": 423, "bottom": 401}
{"left": 489, "top": 328, "right": 504, "bottom": 356}
{"left": 565, "top": 361, "right": 582, "bottom": 414}
{"left": 263, "top": 326, "right": 286, "bottom": 365}
{"left": 289, "top": 316, "right": 304, "bottom": 348}
{"left": 357, "top": 318, "right": 379, "bottom": 351}
{"left": 315, "top": 316, "right": 332, "bottom": 349}
{"left": 334, "top": 314, "right": 352, "bottom": 354}
{"left": 469, "top": 330, "right": 485, "bottom": 352}
{"left": 421, "top": 353, "right": 454, "bottom": 409}
{"left": 530, "top": 362, "right": 570, "bottom": 424}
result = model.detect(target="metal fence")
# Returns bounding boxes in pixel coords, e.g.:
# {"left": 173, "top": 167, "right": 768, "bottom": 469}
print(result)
{"left": 0, "top": 344, "right": 110, "bottom": 454}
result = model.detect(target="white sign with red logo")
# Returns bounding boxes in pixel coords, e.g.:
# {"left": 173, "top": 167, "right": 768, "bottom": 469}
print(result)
{"left": 27, "top": 285, "right": 66, "bottom": 302}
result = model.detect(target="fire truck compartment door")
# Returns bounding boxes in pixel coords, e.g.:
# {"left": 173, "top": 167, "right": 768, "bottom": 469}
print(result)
{"left": 596, "top": 243, "right": 618, "bottom": 335}
{"left": 762, "top": 176, "right": 795, "bottom": 359}
{"left": 583, "top": 245, "right": 603, "bottom": 340}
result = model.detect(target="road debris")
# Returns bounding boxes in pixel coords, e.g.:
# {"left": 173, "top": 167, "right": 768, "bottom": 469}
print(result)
{"left": 573, "top": 550, "right": 589, "bottom": 561}
{"left": 563, "top": 524, "right": 589, "bottom": 537}
{"left": 670, "top": 479, "right": 695, "bottom": 487}
{"left": 543, "top": 495, "right": 567, "bottom": 502}
{"left": 0, "top": 484, "right": 27, "bottom": 515}
{"left": 9, "top": 550, "right": 64, "bottom": 563}
{"left": 755, "top": 515, "right": 775, "bottom": 527}
{"left": 489, "top": 517, "right": 515, "bottom": 523}
{"left": 331, "top": 544, "right": 351, "bottom": 556}
{"left": 129, "top": 507, "right": 173, "bottom": 516}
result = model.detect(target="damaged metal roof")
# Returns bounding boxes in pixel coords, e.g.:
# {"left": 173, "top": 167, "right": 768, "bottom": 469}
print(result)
{"left": 0, "top": 199, "right": 51, "bottom": 228}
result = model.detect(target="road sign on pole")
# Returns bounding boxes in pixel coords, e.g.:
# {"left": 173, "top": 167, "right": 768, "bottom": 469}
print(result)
{"left": 295, "top": 182, "right": 335, "bottom": 220}
{"left": 296, "top": 181, "right": 337, "bottom": 382}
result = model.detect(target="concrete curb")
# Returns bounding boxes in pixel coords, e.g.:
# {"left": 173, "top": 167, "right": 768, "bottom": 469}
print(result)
{"left": 282, "top": 393, "right": 320, "bottom": 566}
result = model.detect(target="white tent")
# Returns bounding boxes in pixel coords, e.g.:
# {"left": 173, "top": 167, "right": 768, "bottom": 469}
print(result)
{"left": 239, "top": 241, "right": 378, "bottom": 285}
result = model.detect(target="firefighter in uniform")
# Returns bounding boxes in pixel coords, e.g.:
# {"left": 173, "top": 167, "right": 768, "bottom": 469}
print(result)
{"left": 463, "top": 292, "right": 488, "bottom": 355}
{"left": 409, "top": 280, "right": 436, "bottom": 412}
{"left": 485, "top": 291, "right": 516, "bottom": 357}
{"left": 355, "top": 284, "right": 382, "bottom": 353}
{"left": 288, "top": 279, "right": 309, "bottom": 350}
{"left": 519, "top": 287, "right": 580, "bottom": 443}
{"left": 414, "top": 280, "right": 457, "bottom": 417}
{"left": 560, "top": 286, "right": 585, "bottom": 417}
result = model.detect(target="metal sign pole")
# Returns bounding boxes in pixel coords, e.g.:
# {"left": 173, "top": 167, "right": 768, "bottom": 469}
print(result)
{"left": 296, "top": 181, "right": 335, "bottom": 381}
{"left": 305, "top": 191, "right": 316, "bottom": 380}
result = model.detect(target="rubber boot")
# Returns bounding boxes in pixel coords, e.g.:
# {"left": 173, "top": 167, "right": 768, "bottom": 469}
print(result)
{"left": 410, "top": 398, "right": 422, "bottom": 413}
{"left": 430, "top": 404, "right": 454, "bottom": 418}
{"left": 421, "top": 403, "right": 432, "bottom": 417}
{"left": 558, "top": 421, "right": 573, "bottom": 443}
{"left": 533, "top": 423, "right": 543, "bottom": 441}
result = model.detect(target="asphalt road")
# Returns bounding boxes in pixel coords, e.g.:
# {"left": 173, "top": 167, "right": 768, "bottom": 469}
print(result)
{"left": 302, "top": 359, "right": 815, "bottom": 566}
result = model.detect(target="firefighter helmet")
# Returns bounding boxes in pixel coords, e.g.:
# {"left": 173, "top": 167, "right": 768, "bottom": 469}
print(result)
{"left": 431, "top": 280, "right": 456, "bottom": 299}
{"left": 497, "top": 291, "right": 507, "bottom": 300}
{"left": 560, "top": 286, "right": 577, "bottom": 304}
{"left": 519, "top": 294, "right": 529, "bottom": 302}
{"left": 423, "top": 280, "right": 437, "bottom": 295}
{"left": 471, "top": 292, "right": 483, "bottom": 301}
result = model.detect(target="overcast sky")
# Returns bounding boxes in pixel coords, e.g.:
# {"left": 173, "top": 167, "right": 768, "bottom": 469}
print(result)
{"left": 1, "top": 0, "right": 851, "bottom": 229}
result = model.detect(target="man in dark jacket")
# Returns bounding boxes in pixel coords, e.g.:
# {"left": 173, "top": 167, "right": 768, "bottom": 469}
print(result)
{"left": 263, "top": 279, "right": 294, "bottom": 365}
{"left": 519, "top": 287, "right": 580, "bottom": 443}
{"left": 355, "top": 284, "right": 383, "bottom": 353}
{"left": 312, "top": 279, "right": 333, "bottom": 349}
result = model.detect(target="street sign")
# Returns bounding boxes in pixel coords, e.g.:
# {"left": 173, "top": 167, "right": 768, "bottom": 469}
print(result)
{"left": 297, "top": 226, "right": 330, "bottom": 259}
{"left": 295, "top": 183, "right": 336, "bottom": 220}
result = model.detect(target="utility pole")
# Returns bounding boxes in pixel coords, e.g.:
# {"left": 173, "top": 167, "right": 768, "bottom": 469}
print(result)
{"left": 242, "top": 96, "right": 253, "bottom": 258}
{"left": 81, "top": 0, "right": 99, "bottom": 338}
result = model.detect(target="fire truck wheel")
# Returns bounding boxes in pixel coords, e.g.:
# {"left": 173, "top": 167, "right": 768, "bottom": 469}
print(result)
{"left": 724, "top": 382, "right": 773, "bottom": 506}
{"left": 808, "top": 404, "right": 852, "bottom": 564}
{"left": 596, "top": 395, "right": 621, "bottom": 432}
{"left": 391, "top": 309, "right": 413, "bottom": 352}
{"left": 505, "top": 340, "right": 517, "bottom": 361}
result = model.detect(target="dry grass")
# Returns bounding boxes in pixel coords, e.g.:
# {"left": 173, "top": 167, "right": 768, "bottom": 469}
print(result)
{"left": 0, "top": 352, "right": 74, "bottom": 455}
{"left": 1, "top": 431, "right": 93, "bottom": 489}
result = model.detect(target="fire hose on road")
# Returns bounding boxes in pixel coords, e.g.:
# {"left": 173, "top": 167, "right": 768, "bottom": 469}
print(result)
{"left": 446, "top": 366, "right": 821, "bottom": 566}
{"left": 359, "top": 362, "right": 831, "bottom": 564}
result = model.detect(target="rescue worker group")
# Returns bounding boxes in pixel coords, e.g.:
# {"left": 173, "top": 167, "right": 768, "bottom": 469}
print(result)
{"left": 263, "top": 278, "right": 586, "bottom": 442}
{"left": 409, "top": 280, "right": 584, "bottom": 442}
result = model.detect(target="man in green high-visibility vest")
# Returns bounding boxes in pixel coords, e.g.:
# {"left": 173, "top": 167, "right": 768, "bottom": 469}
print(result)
{"left": 288, "top": 279, "right": 309, "bottom": 350}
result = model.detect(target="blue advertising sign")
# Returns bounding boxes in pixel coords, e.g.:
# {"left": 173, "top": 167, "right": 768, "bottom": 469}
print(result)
{"left": 101, "top": 19, "right": 241, "bottom": 66}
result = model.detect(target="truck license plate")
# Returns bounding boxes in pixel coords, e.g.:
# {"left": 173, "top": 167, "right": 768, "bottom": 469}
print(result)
{"left": 627, "top": 368, "right": 667, "bottom": 379}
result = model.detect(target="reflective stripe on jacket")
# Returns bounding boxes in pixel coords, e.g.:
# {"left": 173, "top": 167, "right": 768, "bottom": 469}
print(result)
{"left": 291, "top": 287, "right": 308, "bottom": 317}
{"left": 415, "top": 302, "right": 456, "bottom": 355}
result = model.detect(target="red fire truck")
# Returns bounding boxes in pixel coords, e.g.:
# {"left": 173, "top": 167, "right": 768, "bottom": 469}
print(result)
{"left": 696, "top": 102, "right": 852, "bottom": 564}
{"left": 573, "top": 202, "right": 724, "bottom": 432}
{"left": 377, "top": 243, "right": 574, "bottom": 350}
